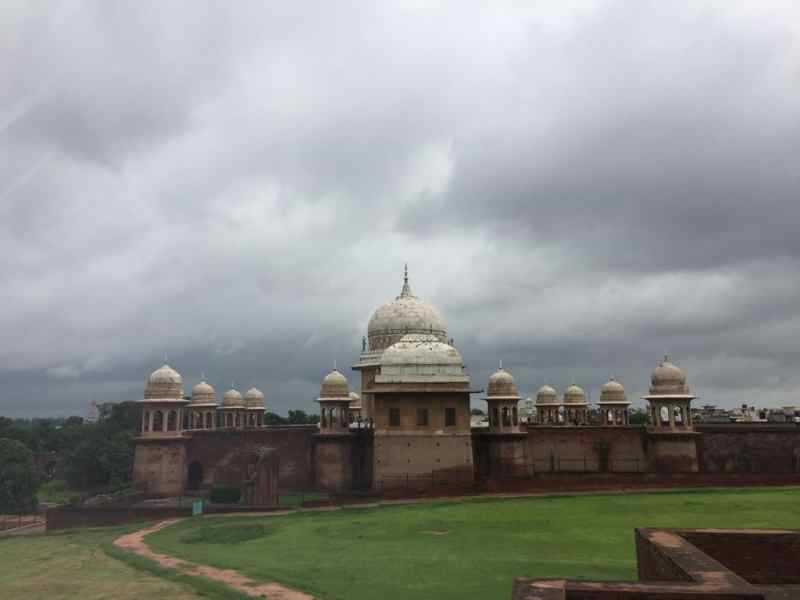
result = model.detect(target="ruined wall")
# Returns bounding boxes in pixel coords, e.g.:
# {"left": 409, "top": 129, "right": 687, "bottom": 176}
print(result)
{"left": 696, "top": 424, "right": 800, "bottom": 473}
{"left": 185, "top": 426, "right": 317, "bottom": 491}
{"left": 525, "top": 426, "right": 649, "bottom": 473}
{"left": 133, "top": 439, "right": 187, "bottom": 496}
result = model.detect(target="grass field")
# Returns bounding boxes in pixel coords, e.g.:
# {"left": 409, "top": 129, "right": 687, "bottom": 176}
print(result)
{"left": 0, "top": 527, "right": 203, "bottom": 600}
{"left": 146, "top": 488, "right": 800, "bottom": 600}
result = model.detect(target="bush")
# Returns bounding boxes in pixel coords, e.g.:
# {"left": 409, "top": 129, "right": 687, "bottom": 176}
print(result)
{"left": 209, "top": 485, "right": 241, "bottom": 504}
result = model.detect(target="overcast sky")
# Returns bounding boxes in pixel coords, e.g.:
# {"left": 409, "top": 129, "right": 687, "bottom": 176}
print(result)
{"left": 2, "top": 1, "right": 800, "bottom": 418}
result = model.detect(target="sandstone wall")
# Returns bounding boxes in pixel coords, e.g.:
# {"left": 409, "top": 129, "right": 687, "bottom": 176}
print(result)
{"left": 696, "top": 424, "right": 800, "bottom": 473}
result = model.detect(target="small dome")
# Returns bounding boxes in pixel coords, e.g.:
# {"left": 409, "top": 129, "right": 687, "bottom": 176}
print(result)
{"left": 486, "top": 368, "right": 520, "bottom": 399}
{"left": 649, "top": 356, "right": 691, "bottom": 396}
{"left": 366, "top": 268, "right": 447, "bottom": 352}
{"left": 244, "top": 386, "right": 265, "bottom": 409}
{"left": 599, "top": 378, "right": 628, "bottom": 404}
{"left": 145, "top": 363, "right": 184, "bottom": 399}
{"left": 563, "top": 383, "right": 587, "bottom": 405}
{"left": 320, "top": 369, "right": 350, "bottom": 400}
{"left": 222, "top": 387, "right": 244, "bottom": 408}
{"left": 191, "top": 380, "right": 216, "bottom": 404}
{"left": 349, "top": 391, "right": 362, "bottom": 409}
{"left": 381, "top": 334, "right": 463, "bottom": 368}
{"left": 536, "top": 384, "right": 559, "bottom": 405}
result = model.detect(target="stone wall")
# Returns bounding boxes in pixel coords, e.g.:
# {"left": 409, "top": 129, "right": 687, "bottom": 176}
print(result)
{"left": 185, "top": 426, "right": 317, "bottom": 491}
{"left": 133, "top": 439, "right": 187, "bottom": 496}
{"left": 374, "top": 432, "right": 474, "bottom": 490}
{"left": 525, "top": 426, "right": 649, "bottom": 473}
{"left": 696, "top": 424, "right": 800, "bottom": 473}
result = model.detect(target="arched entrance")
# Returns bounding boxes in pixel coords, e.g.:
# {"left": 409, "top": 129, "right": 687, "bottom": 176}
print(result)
{"left": 187, "top": 461, "right": 203, "bottom": 490}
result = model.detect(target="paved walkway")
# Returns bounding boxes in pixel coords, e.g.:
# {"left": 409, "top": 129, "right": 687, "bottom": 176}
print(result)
{"left": 113, "top": 520, "right": 314, "bottom": 600}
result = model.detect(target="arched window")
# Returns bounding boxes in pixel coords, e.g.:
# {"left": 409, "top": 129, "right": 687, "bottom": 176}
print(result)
{"left": 674, "top": 406, "right": 683, "bottom": 425}
{"left": 167, "top": 410, "right": 177, "bottom": 431}
{"left": 206, "top": 412, "right": 213, "bottom": 429}
{"left": 234, "top": 413, "right": 240, "bottom": 428}
{"left": 226, "top": 413, "right": 233, "bottom": 428}
{"left": 257, "top": 413, "right": 263, "bottom": 427}
{"left": 143, "top": 411, "right": 150, "bottom": 432}
{"left": 502, "top": 406, "right": 510, "bottom": 427}
{"left": 153, "top": 410, "right": 164, "bottom": 431}
{"left": 660, "top": 405, "right": 670, "bottom": 426}
{"left": 512, "top": 406, "right": 518, "bottom": 426}
{"left": 614, "top": 409, "right": 623, "bottom": 425}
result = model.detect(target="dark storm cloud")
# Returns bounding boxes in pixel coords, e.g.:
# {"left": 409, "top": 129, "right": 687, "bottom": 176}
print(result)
{"left": 1, "top": 1, "right": 799, "bottom": 417}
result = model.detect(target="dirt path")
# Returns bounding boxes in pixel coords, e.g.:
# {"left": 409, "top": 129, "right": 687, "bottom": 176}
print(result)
{"left": 113, "top": 520, "right": 314, "bottom": 599}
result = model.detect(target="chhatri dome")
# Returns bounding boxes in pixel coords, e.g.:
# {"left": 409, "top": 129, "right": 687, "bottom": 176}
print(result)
{"left": 563, "top": 383, "right": 587, "bottom": 405}
{"left": 145, "top": 363, "right": 184, "bottom": 399}
{"left": 648, "top": 355, "right": 693, "bottom": 397}
{"left": 319, "top": 369, "right": 350, "bottom": 399}
{"left": 535, "top": 384, "right": 559, "bottom": 405}
{"left": 244, "top": 386, "right": 265, "bottom": 409}
{"left": 486, "top": 367, "right": 520, "bottom": 399}
{"left": 222, "top": 387, "right": 245, "bottom": 408}
{"left": 366, "top": 265, "right": 447, "bottom": 353}
{"left": 191, "top": 378, "right": 217, "bottom": 405}
{"left": 599, "top": 377, "right": 627, "bottom": 404}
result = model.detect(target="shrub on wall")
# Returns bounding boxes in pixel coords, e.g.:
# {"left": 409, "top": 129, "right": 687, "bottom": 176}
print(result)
{"left": 209, "top": 485, "right": 241, "bottom": 504}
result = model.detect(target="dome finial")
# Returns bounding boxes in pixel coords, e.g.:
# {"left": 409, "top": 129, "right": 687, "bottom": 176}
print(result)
{"left": 201, "top": 371, "right": 206, "bottom": 381}
{"left": 334, "top": 358, "right": 338, "bottom": 371}
{"left": 399, "top": 263, "right": 413, "bottom": 298}
{"left": 499, "top": 359, "right": 503, "bottom": 370}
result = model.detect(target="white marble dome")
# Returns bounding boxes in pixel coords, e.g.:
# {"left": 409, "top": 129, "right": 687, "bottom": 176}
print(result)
{"left": 535, "top": 384, "right": 559, "bottom": 405}
{"left": 191, "top": 380, "right": 216, "bottom": 404}
{"left": 367, "top": 268, "right": 447, "bottom": 352}
{"left": 381, "top": 333, "right": 463, "bottom": 369}
{"left": 145, "top": 363, "right": 184, "bottom": 399}
{"left": 244, "top": 386, "right": 265, "bottom": 409}
{"left": 222, "top": 387, "right": 245, "bottom": 408}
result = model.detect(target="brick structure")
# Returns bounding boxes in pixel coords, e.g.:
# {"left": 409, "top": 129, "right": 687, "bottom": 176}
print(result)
{"left": 513, "top": 528, "right": 800, "bottom": 598}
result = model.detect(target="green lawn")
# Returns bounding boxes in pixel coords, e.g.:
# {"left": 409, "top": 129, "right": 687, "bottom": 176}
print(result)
{"left": 147, "top": 487, "right": 800, "bottom": 600}
{"left": 0, "top": 527, "right": 203, "bottom": 600}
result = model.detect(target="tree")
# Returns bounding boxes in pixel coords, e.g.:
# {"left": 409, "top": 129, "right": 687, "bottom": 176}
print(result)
{"left": 264, "top": 412, "right": 288, "bottom": 425}
{"left": 0, "top": 438, "right": 39, "bottom": 512}
{"left": 629, "top": 408, "right": 649, "bottom": 425}
{"left": 288, "top": 410, "right": 320, "bottom": 424}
